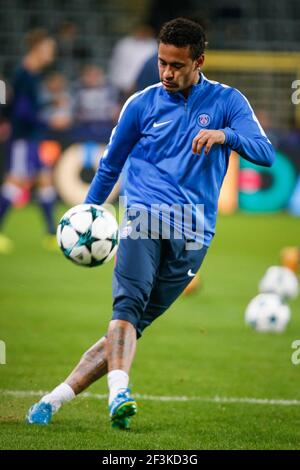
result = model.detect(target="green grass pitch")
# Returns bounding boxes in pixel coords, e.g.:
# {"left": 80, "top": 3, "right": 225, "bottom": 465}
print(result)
{"left": 0, "top": 204, "right": 300, "bottom": 450}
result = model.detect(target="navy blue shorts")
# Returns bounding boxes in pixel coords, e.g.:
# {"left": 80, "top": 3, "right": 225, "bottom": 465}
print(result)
{"left": 112, "top": 212, "right": 208, "bottom": 338}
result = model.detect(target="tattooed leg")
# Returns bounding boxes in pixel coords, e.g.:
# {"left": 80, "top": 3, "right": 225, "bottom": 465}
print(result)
{"left": 65, "top": 336, "right": 108, "bottom": 395}
{"left": 27, "top": 327, "right": 138, "bottom": 422}
{"left": 106, "top": 319, "right": 137, "bottom": 410}
{"left": 106, "top": 320, "right": 137, "bottom": 425}
{"left": 64, "top": 320, "right": 136, "bottom": 397}
{"left": 27, "top": 336, "right": 108, "bottom": 419}
{"left": 106, "top": 320, "right": 137, "bottom": 373}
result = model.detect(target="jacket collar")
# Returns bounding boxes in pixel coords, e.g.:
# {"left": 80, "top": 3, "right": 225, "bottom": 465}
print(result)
{"left": 162, "top": 73, "right": 205, "bottom": 102}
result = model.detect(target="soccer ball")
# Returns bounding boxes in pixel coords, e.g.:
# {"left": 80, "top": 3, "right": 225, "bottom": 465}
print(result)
{"left": 259, "top": 266, "right": 299, "bottom": 300}
{"left": 245, "top": 293, "right": 290, "bottom": 333}
{"left": 56, "top": 204, "right": 119, "bottom": 267}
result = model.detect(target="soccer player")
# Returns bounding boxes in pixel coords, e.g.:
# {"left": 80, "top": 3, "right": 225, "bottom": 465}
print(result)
{"left": 27, "top": 18, "right": 275, "bottom": 429}
{"left": 0, "top": 30, "right": 62, "bottom": 254}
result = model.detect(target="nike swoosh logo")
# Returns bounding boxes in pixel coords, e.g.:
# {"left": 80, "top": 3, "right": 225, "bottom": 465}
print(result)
{"left": 187, "top": 269, "right": 196, "bottom": 277}
{"left": 153, "top": 120, "right": 173, "bottom": 128}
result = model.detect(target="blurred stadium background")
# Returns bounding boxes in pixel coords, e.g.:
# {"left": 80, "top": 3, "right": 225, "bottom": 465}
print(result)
{"left": 0, "top": 0, "right": 300, "bottom": 450}
{"left": 0, "top": 0, "right": 300, "bottom": 212}
{"left": 0, "top": 0, "right": 300, "bottom": 211}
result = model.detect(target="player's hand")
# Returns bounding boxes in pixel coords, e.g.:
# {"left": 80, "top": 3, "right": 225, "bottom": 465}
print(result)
{"left": 192, "top": 130, "right": 225, "bottom": 155}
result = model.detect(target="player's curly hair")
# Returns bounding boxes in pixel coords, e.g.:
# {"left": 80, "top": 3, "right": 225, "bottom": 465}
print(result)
{"left": 159, "top": 18, "right": 207, "bottom": 60}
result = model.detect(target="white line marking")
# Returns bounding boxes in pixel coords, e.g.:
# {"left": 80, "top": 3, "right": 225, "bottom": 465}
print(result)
{"left": 1, "top": 390, "right": 300, "bottom": 406}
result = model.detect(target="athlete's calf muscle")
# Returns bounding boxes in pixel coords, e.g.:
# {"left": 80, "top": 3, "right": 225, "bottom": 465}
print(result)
{"left": 107, "top": 320, "right": 136, "bottom": 373}
{"left": 65, "top": 336, "right": 108, "bottom": 394}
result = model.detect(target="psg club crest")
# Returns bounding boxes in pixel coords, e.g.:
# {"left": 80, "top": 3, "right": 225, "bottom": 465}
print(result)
{"left": 197, "top": 113, "right": 211, "bottom": 127}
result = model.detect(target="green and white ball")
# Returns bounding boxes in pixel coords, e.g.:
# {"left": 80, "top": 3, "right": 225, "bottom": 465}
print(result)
{"left": 57, "top": 204, "right": 119, "bottom": 267}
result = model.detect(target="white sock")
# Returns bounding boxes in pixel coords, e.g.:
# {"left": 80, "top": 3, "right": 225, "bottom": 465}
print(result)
{"left": 108, "top": 369, "right": 129, "bottom": 406}
{"left": 41, "top": 383, "right": 75, "bottom": 413}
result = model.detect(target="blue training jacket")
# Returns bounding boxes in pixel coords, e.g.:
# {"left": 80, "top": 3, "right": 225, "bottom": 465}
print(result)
{"left": 85, "top": 74, "right": 275, "bottom": 246}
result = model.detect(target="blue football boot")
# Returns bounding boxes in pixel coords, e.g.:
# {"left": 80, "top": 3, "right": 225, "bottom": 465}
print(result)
{"left": 109, "top": 388, "right": 137, "bottom": 430}
{"left": 26, "top": 401, "right": 53, "bottom": 425}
